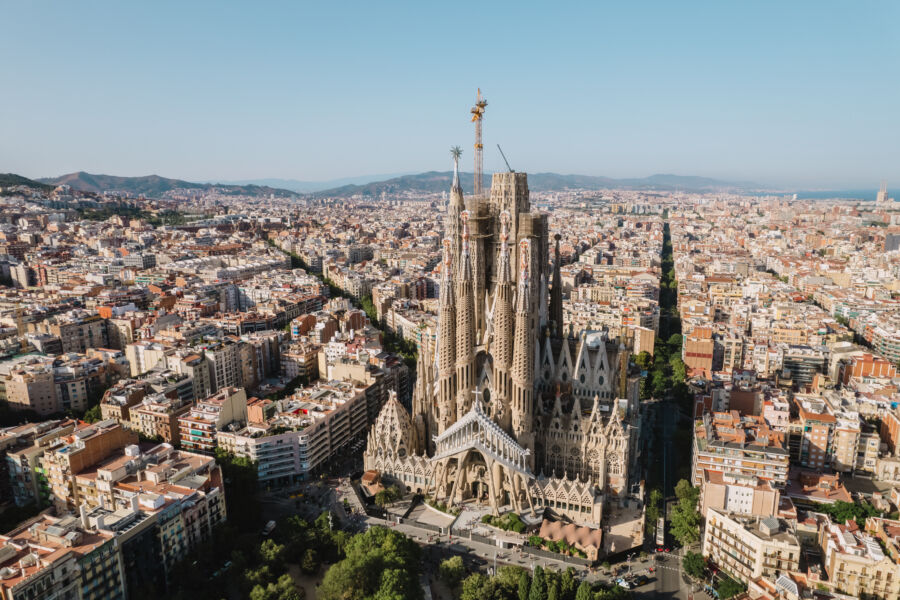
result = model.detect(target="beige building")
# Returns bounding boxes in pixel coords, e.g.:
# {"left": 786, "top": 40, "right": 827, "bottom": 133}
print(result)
{"left": 168, "top": 351, "right": 212, "bottom": 403}
{"left": 40, "top": 420, "right": 139, "bottom": 512}
{"left": 280, "top": 342, "right": 320, "bottom": 381}
{"left": 692, "top": 411, "right": 790, "bottom": 488}
{"left": 202, "top": 338, "right": 244, "bottom": 392}
{"left": 45, "top": 312, "right": 108, "bottom": 353}
{"left": 4, "top": 362, "right": 57, "bottom": 415}
{"left": 131, "top": 394, "right": 193, "bottom": 444}
{"left": 125, "top": 340, "right": 170, "bottom": 376}
{"left": 700, "top": 470, "right": 780, "bottom": 519}
{"left": 819, "top": 516, "right": 900, "bottom": 599}
{"left": 179, "top": 386, "right": 248, "bottom": 453}
{"left": 631, "top": 325, "right": 656, "bottom": 357}
{"left": 703, "top": 509, "right": 801, "bottom": 584}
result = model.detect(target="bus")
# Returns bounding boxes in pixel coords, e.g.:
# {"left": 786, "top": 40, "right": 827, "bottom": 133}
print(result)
{"left": 656, "top": 517, "right": 665, "bottom": 547}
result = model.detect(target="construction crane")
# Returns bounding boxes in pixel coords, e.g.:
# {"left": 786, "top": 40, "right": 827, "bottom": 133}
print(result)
{"left": 470, "top": 88, "right": 488, "bottom": 196}
{"left": 497, "top": 144, "right": 514, "bottom": 173}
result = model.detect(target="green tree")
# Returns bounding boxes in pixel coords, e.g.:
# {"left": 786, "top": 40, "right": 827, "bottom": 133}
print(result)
{"left": 670, "top": 497, "right": 701, "bottom": 546}
{"left": 529, "top": 566, "right": 546, "bottom": 600}
{"left": 259, "top": 539, "right": 285, "bottom": 567}
{"left": 651, "top": 369, "right": 668, "bottom": 398}
{"left": 318, "top": 526, "right": 422, "bottom": 600}
{"left": 518, "top": 571, "right": 531, "bottom": 600}
{"left": 548, "top": 580, "right": 560, "bottom": 600}
{"left": 682, "top": 551, "right": 706, "bottom": 579}
{"left": 300, "top": 548, "right": 319, "bottom": 575}
{"left": 559, "top": 568, "right": 576, "bottom": 600}
{"left": 717, "top": 575, "right": 746, "bottom": 599}
{"left": 489, "top": 566, "right": 526, "bottom": 599}
{"left": 667, "top": 333, "right": 683, "bottom": 351}
{"left": 597, "top": 585, "right": 631, "bottom": 600}
{"left": 244, "top": 565, "right": 276, "bottom": 590}
{"left": 459, "top": 573, "right": 494, "bottom": 600}
{"left": 575, "top": 580, "right": 592, "bottom": 600}
{"left": 645, "top": 488, "right": 663, "bottom": 535}
{"left": 250, "top": 574, "right": 302, "bottom": 600}
{"left": 814, "top": 500, "right": 880, "bottom": 528}
{"left": 439, "top": 556, "right": 465, "bottom": 589}
{"left": 674, "top": 479, "right": 699, "bottom": 505}
{"left": 83, "top": 404, "right": 103, "bottom": 423}
{"left": 633, "top": 351, "right": 653, "bottom": 370}
{"left": 669, "top": 355, "right": 687, "bottom": 383}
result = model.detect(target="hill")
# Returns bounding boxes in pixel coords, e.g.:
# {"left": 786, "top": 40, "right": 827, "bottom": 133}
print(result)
{"left": 39, "top": 171, "right": 297, "bottom": 198}
{"left": 309, "top": 171, "right": 758, "bottom": 197}
{"left": 0, "top": 173, "right": 54, "bottom": 192}
{"left": 214, "top": 173, "right": 411, "bottom": 193}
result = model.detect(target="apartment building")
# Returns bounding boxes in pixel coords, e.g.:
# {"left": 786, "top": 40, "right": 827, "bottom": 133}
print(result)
{"left": 3, "top": 360, "right": 57, "bottom": 415}
{"left": 793, "top": 396, "right": 835, "bottom": 471}
{"left": 700, "top": 470, "right": 780, "bottom": 519}
{"left": 0, "top": 513, "right": 125, "bottom": 600}
{"left": 217, "top": 381, "right": 370, "bottom": 485}
{"left": 202, "top": 339, "right": 244, "bottom": 393}
{"left": 3, "top": 419, "right": 78, "bottom": 507}
{"left": 692, "top": 411, "right": 790, "bottom": 488}
{"left": 130, "top": 394, "right": 193, "bottom": 445}
{"left": 2, "top": 444, "right": 228, "bottom": 600}
{"left": 40, "top": 421, "right": 139, "bottom": 512}
{"left": 44, "top": 312, "right": 108, "bottom": 354}
{"left": 125, "top": 341, "right": 170, "bottom": 377}
{"left": 167, "top": 351, "right": 211, "bottom": 403}
{"left": 280, "top": 341, "right": 320, "bottom": 381}
{"left": 819, "top": 516, "right": 900, "bottom": 599}
{"left": 178, "top": 387, "right": 247, "bottom": 453}
{"left": 703, "top": 509, "right": 801, "bottom": 584}
{"left": 99, "top": 379, "right": 148, "bottom": 425}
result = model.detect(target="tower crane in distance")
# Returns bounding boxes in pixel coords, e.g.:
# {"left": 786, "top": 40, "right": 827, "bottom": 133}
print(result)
{"left": 470, "top": 89, "right": 488, "bottom": 196}
{"left": 497, "top": 144, "right": 514, "bottom": 173}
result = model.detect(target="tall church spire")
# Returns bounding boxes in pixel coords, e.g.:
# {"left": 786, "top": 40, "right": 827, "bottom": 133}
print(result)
{"left": 446, "top": 147, "right": 465, "bottom": 266}
{"left": 511, "top": 239, "right": 535, "bottom": 462}
{"left": 455, "top": 211, "right": 476, "bottom": 417}
{"left": 436, "top": 238, "right": 457, "bottom": 433}
{"left": 491, "top": 211, "right": 515, "bottom": 430}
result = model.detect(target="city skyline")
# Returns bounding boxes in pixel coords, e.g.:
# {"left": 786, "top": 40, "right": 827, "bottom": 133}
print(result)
{"left": 2, "top": 1, "right": 898, "bottom": 189}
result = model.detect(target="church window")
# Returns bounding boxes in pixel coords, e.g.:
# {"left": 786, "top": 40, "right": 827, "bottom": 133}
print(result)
{"left": 598, "top": 375, "right": 604, "bottom": 385}
{"left": 579, "top": 374, "right": 585, "bottom": 384}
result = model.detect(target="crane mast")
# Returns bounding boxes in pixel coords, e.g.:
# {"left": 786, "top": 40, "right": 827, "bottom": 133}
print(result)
{"left": 470, "top": 88, "right": 487, "bottom": 196}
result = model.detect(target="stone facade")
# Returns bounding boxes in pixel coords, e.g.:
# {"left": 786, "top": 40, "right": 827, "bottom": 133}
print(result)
{"left": 365, "top": 163, "right": 632, "bottom": 526}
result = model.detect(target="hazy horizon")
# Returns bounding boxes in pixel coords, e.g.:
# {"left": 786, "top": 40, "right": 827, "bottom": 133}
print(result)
{"left": 2, "top": 1, "right": 898, "bottom": 189}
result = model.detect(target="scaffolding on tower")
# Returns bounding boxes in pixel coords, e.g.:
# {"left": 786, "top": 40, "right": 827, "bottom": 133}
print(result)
{"left": 470, "top": 88, "right": 488, "bottom": 196}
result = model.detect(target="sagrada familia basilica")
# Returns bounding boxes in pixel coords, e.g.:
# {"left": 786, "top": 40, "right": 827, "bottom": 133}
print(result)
{"left": 364, "top": 155, "right": 636, "bottom": 527}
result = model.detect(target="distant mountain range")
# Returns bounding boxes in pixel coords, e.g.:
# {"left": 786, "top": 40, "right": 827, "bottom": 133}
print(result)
{"left": 37, "top": 171, "right": 297, "bottom": 197}
{"left": 21, "top": 169, "right": 882, "bottom": 201}
{"left": 0, "top": 173, "right": 54, "bottom": 192}
{"left": 213, "top": 173, "right": 411, "bottom": 193}
{"left": 308, "top": 171, "right": 761, "bottom": 197}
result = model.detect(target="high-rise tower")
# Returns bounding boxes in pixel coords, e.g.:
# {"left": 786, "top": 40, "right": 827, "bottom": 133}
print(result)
{"left": 877, "top": 181, "right": 889, "bottom": 205}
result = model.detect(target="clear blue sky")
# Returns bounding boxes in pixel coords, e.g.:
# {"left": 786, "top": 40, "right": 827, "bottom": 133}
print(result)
{"left": 2, "top": 1, "right": 898, "bottom": 189}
